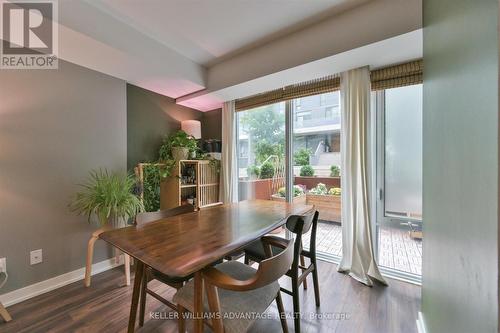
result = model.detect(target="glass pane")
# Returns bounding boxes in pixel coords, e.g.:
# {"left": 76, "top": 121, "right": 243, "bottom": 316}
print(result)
{"left": 237, "top": 102, "right": 286, "bottom": 205}
{"left": 292, "top": 91, "right": 342, "bottom": 257}
{"left": 384, "top": 85, "right": 422, "bottom": 219}
{"left": 378, "top": 84, "right": 423, "bottom": 277}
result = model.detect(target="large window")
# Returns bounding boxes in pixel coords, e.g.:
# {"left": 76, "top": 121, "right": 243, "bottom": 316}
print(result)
{"left": 234, "top": 83, "right": 423, "bottom": 280}
{"left": 235, "top": 92, "right": 343, "bottom": 258}
{"left": 237, "top": 102, "right": 286, "bottom": 202}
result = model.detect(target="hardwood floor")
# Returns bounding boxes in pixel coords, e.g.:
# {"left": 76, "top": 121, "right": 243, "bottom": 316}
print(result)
{"left": 0, "top": 260, "right": 420, "bottom": 333}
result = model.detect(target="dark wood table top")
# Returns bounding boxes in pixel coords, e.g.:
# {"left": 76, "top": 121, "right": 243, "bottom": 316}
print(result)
{"left": 100, "top": 200, "right": 313, "bottom": 277}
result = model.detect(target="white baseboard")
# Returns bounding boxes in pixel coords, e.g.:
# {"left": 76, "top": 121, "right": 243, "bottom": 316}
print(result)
{"left": 0, "top": 256, "right": 123, "bottom": 307}
{"left": 416, "top": 311, "right": 427, "bottom": 333}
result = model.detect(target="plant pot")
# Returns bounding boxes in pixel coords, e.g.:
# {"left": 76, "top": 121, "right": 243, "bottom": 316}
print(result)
{"left": 107, "top": 216, "right": 128, "bottom": 229}
{"left": 172, "top": 147, "right": 189, "bottom": 161}
{"left": 306, "top": 193, "right": 341, "bottom": 223}
{"left": 271, "top": 194, "right": 307, "bottom": 205}
{"left": 238, "top": 178, "right": 274, "bottom": 200}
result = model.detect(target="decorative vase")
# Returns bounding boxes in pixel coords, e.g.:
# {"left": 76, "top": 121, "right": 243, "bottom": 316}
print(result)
{"left": 172, "top": 147, "right": 189, "bottom": 161}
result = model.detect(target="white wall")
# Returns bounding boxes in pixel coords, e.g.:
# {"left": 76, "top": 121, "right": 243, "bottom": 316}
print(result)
{"left": 422, "top": 0, "right": 498, "bottom": 332}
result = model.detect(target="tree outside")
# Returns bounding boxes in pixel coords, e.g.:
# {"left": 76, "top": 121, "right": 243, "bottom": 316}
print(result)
{"left": 239, "top": 103, "right": 285, "bottom": 166}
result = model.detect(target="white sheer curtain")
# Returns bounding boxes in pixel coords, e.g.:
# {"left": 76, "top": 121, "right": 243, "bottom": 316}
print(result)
{"left": 220, "top": 101, "right": 238, "bottom": 204}
{"left": 338, "top": 67, "right": 386, "bottom": 286}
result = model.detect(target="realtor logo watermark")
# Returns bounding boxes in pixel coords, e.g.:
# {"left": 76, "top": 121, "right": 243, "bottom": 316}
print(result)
{"left": 1, "top": 0, "right": 58, "bottom": 69}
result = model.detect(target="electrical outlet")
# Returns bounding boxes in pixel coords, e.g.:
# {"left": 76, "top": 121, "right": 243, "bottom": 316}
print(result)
{"left": 0, "top": 258, "right": 6, "bottom": 273}
{"left": 30, "top": 249, "right": 43, "bottom": 265}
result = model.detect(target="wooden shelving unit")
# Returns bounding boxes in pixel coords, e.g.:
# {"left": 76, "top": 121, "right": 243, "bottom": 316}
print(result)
{"left": 160, "top": 160, "right": 221, "bottom": 210}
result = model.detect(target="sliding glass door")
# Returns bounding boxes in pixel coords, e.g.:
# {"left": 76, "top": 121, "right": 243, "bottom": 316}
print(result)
{"left": 292, "top": 92, "right": 342, "bottom": 259}
{"left": 234, "top": 82, "right": 422, "bottom": 283}
{"left": 375, "top": 84, "right": 423, "bottom": 280}
{"left": 235, "top": 92, "right": 342, "bottom": 257}
{"left": 236, "top": 102, "right": 286, "bottom": 203}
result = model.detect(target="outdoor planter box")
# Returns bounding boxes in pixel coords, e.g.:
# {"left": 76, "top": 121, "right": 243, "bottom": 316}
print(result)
{"left": 238, "top": 178, "right": 274, "bottom": 200}
{"left": 294, "top": 176, "right": 341, "bottom": 190}
{"left": 270, "top": 194, "right": 307, "bottom": 205}
{"left": 306, "top": 193, "right": 341, "bottom": 223}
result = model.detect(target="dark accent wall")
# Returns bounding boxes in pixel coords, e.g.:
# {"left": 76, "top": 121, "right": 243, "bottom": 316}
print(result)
{"left": 422, "top": 1, "right": 498, "bottom": 332}
{"left": 127, "top": 84, "right": 207, "bottom": 170}
{"left": 0, "top": 60, "right": 126, "bottom": 293}
{"left": 202, "top": 109, "right": 222, "bottom": 140}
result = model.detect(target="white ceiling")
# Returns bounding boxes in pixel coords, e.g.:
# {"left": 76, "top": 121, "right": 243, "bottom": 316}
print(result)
{"left": 48, "top": 0, "right": 421, "bottom": 110}
{"left": 177, "top": 30, "right": 423, "bottom": 111}
{"left": 83, "top": 0, "right": 369, "bottom": 66}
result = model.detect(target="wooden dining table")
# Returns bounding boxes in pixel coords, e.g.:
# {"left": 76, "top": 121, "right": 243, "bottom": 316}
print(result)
{"left": 100, "top": 199, "right": 313, "bottom": 333}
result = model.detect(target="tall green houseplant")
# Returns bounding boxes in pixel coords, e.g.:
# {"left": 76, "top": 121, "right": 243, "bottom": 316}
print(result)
{"left": 70, "top": 169, "right": 144, "bottom": 227}
{"left": 140, "top": 163, "right": 174, "bottom": 212}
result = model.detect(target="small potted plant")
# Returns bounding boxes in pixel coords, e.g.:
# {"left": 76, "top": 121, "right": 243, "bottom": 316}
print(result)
{"left": 330, "top": 165, "right": 340, "bottom": 177}
{"left": 300, "top": 165, "right": 315, "bottom": 177}
{"left": 271, "top": 185, "right": 306, "bottom": 204}
{"left": 159, "top": 130, "right": 198, "bottom": 161}
{"left": 309, "top": 183, "right": 328, "bottom": 195}
{"left": 329, "top": 187, "right": 341, "bottom": 196}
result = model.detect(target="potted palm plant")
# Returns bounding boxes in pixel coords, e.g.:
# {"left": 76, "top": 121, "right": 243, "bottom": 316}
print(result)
{"left": 70, "top": 169, "right": 144, "bottom": 227}
{"left": 70, "top": 169, "right": 144, "bottom": 287}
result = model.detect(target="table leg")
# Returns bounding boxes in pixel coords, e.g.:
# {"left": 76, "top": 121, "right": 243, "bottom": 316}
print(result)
{"left": 193, "top": 271, "right": 204, "bottom": 333}
{"left": 128, "top": 260, "right": 144, "bottom": 333}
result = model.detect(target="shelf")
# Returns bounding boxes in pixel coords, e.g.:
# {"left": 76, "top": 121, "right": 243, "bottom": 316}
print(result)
{"left": 200, "top": 202, "right": 223, "bottom": 208}
{"left": 161, "top": 160, "right": 220, "bottom": 211}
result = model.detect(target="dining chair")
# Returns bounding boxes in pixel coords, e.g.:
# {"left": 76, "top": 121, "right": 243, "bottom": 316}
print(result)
{"left": 173, "top": 233, "right": 297, "bottom": 333}
{"left": 243, "top": 210, "right": 320, "bottom": 333}
{"left": 134, "top": 204, "right": 196, "bottom": 327}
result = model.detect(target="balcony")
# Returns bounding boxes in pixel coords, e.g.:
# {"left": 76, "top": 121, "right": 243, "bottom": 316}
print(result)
{"left": 300, "top": 221, "right": 422, "bottom": 276}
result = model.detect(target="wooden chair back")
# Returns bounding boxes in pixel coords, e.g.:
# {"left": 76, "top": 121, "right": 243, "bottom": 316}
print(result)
{"left": 308, "top": 210, "right": 320, "bottom": 256}
{"left": 285, "top": 210, "right": 316, "bottom": 235}
{"left": 283, "top": 210, "right": 319, "bottom": 275}
{"left": 135, "top": 204, "right": 195, "bottom": 226}
{"left": 202, "top": 235, "right": 295, "bottom": 292}
{"left": 253, "top": 236, "right": 295, "bottom": 289}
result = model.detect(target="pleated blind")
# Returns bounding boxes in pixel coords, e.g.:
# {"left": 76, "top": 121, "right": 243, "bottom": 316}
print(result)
{"left": 235, "top": 59, "right": 422, "bottom": 111}
{"left": 370, "top": 60, "right": 423, "bottom": 90}
{"left": 235, "top": 75, "right": 340, "bottom": 111}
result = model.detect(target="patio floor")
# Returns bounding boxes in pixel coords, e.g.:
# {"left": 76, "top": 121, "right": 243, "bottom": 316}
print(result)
{"left": 301, "top": 221, "right": 422, "bottom": 276}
